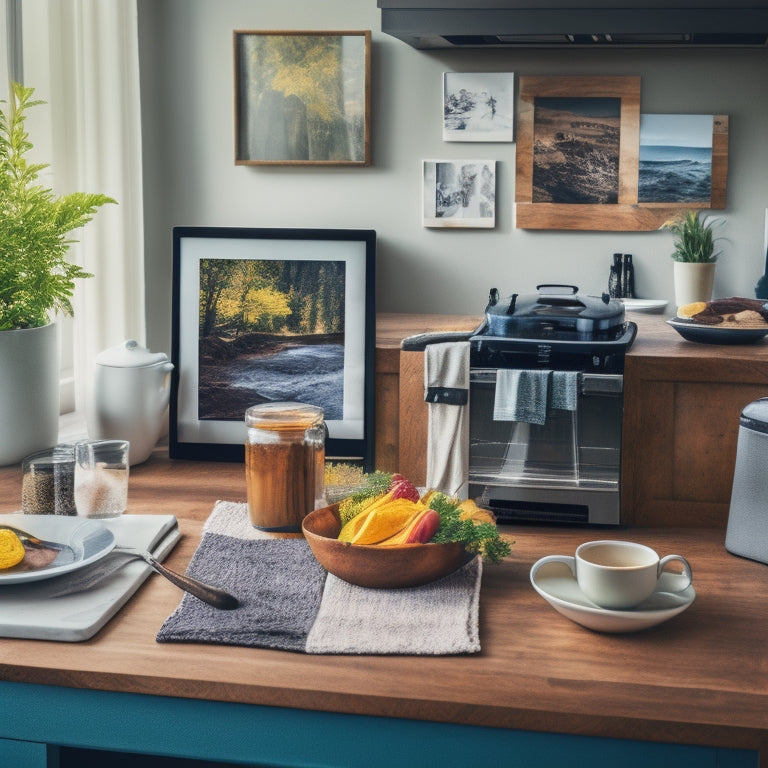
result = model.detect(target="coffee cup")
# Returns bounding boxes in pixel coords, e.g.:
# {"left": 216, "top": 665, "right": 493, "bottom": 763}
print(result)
{"left": 537, "top": 540, "right": 692, "bottom": 610}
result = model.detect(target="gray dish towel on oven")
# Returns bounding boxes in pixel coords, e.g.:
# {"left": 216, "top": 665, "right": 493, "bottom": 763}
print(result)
{"left": 424, "top": 341, "right": 470, "bottom": 499}
{"left": 494, "top": 369, "right": 551, "bottom": 425}
{"left": 156, "top": 500, "right": 482, "bottom": 655}
{"left": 550, "top": 370, "right": 579, "bottom": 411}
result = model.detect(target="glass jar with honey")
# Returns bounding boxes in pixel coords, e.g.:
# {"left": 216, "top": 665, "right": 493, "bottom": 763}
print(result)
{"left": 244, "top": 402, "right": 325, "bottom": 533}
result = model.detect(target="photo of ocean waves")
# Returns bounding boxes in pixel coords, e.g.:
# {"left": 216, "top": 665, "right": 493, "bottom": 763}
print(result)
{"left": 638, "top": 145, "right": 712, "bottom": 203}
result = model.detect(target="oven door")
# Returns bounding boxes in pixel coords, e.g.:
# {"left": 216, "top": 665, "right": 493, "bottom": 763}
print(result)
{"left": 468, "top": 368, "right": 623, "bottom": 524}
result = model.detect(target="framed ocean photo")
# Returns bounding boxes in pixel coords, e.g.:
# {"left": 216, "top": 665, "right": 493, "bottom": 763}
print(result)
{"left": 638, "top": 114, "right": 721, "bottom": 205}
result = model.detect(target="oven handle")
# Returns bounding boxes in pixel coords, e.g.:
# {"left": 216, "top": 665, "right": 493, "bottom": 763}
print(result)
{"left": 470, "top": 369, "right": 623, "bottom": 395}
{"left": 401, "top": 323, "right": 486, "bottom": 351}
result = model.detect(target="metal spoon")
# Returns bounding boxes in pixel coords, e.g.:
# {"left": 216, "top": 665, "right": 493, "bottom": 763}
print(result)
{"left": 1, "top": 523, "right": 239, "bottom": 610}
{"left": 112, "top": 546, "right": 239, "bottom": 610}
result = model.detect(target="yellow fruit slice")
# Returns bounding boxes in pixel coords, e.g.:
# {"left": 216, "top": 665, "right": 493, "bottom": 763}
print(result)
{"left": 458, "top": 499, "right": 497, "bottom": 525}
{"left": 0, "top": 530, "right": 25, "bottom": 570}
{"left": 678, "top": 301, "right": 707, "bottom": 318}
{"left": 338, "top": 491, "right": 396, "bottom": 541}
{"left": 376, "top": 508, "right": 429, "bottom": 546}
{"left": 350, "top": 499, "right": 425, "bottom": 545}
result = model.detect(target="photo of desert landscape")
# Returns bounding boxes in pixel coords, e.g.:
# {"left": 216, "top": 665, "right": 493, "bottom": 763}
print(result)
{"left": 532, "top": 96, "right": 621, "bottom": 204}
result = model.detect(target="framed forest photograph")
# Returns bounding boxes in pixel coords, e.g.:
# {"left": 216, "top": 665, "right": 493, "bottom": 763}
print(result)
{"left": 234, "top": 30, "right": 371, "bottom": 166}
{"left": 170, "top": 227, "right": 376, "bottom": 467}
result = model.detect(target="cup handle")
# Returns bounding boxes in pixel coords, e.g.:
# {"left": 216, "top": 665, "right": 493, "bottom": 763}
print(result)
{"left": 657, "top": 554, "right": 692, "bottom": 592}
{"left": 530, "top": 555, "right": 576, "bottom": 582}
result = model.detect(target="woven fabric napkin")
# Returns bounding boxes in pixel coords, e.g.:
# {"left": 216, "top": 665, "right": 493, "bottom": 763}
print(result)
{"left": 156, "top": 500, "right": 482, "bottom": 655}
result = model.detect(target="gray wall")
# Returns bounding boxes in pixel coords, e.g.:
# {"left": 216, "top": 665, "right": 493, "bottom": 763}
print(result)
{"left": 138, "top": 0, "right": 768, "bottom": 355}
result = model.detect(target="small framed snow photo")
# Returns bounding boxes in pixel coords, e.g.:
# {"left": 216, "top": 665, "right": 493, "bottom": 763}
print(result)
{"left": 422, "top": 160, "right": 496, "bottom": 228}
{"left": 443, "top": 72, "right": 515, "bottom": 142}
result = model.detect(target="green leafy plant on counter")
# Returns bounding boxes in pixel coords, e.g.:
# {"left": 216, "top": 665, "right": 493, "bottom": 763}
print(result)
{"left": 662, "top": 209, "right": 724, "bottom": 264}
{"left": 0, "top": 82, "right": 116, "bottom": 330}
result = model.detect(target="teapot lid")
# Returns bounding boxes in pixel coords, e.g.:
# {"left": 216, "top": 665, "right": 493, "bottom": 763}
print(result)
{"left": 95, "top": 339, "right": 169, "bottom": 368}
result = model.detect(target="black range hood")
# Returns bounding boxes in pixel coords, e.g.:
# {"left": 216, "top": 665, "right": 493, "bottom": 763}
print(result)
{"left": 378, "top": 0, "right": 768, "bottom": 49}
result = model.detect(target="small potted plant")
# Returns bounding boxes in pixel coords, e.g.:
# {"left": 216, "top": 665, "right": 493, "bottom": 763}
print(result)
{"left": 0, "top": 83, "right": 115, "bottom": 466}
{"left": 662, "top": 209, "right": 723, "bottom": 308}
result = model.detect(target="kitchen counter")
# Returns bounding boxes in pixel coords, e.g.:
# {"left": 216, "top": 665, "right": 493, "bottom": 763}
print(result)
{"left": 0, "top": 457, "right": 767, "bottom": 765}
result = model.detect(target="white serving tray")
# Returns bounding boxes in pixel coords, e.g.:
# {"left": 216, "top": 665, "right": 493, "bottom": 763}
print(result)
{"left": 0, "top": 514, "right": 179, "bottom": 642}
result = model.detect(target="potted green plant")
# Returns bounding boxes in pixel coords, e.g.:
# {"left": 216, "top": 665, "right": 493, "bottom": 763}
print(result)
{"left": 0, "top": 83, "right": 115, "bottom": 466}
{"left": 662, "top": 210, "right": 723, "bottom": 308}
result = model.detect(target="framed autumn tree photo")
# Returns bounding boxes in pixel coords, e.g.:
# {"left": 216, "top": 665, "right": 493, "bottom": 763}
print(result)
{"left": 171, "top": 227, "right": 375, "bottom": 467}
{"left": 234, "top": 30, "right": 371, "bottom": 166}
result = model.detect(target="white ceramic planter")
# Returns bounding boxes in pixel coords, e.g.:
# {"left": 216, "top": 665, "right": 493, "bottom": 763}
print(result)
{"left": 673, "top": 261, "right": 716, "bottom": 309}
{"left": 0, "top": 323, "right": 60, "bottom": 466}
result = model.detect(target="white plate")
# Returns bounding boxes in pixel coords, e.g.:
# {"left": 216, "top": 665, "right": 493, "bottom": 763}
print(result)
{"left": 0, "top": 514, "right": 115, "bottom": 584}
{"left": 530, "top": 556, "right": 695, "bottom": 633}
{"left": 620, "top": 298, "right": 669, "bottom": 313}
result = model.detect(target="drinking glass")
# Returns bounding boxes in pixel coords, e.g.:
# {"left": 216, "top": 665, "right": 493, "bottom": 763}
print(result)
{"left": 74, "top": 439, "right": 129, "bottom": 518}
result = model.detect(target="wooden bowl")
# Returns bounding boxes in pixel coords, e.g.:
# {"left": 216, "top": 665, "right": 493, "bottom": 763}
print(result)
{"left": 302, "top": 503, "right": 472, "bottom": 589}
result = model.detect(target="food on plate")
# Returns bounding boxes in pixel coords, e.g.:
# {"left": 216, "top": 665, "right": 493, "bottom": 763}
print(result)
{"left": 336, "top": 472, "right": 513, "bottom": 563}
{"left": 677, "top": 302, "right": 707, "bottom": 318}
{"left": 678, "top": 297, "right": 768, "bottom": 327}
{"left": 0, "top": 530, "right": 26, "bottom": 570}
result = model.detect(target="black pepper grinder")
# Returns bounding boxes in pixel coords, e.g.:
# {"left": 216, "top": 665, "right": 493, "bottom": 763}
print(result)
{"left": 608, "top": 253, "right": 623, "bottom": 298}
{"left": 622, "top": 253, "right": 635, "bottom": 299}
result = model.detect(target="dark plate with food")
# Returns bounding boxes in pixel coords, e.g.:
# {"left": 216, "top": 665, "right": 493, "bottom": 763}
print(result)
{"left": 669, "top": 298, "right": 768, "bottom": 344}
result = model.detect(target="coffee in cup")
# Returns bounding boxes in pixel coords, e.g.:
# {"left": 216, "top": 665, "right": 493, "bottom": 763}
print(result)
{"left": 539, "top": 540, "right": 692, "bottom": 610}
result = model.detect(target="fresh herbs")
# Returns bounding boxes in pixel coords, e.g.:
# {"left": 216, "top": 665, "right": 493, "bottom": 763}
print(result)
{"left": 337, "top": 471, "right": 393, "bottom": 526}
{"left": 427, "top": 492, "right": 512, "bottom": 564}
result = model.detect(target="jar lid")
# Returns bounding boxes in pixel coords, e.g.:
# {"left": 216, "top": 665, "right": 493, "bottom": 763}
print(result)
{"left": 245, "top": 402, "right": 324, "bottom": 430}
{"left": 22, "top": 443, "right": 75, "bottom": 470}
{"left": 95, "top": 339, "right": 169, "bottom": 368}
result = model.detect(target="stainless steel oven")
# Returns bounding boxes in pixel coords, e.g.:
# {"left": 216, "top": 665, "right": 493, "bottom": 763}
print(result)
{"left": 468, "top": 369, "right": 625, "bottom": 524}
{"left": 466, "top": 285, "right": 637, "bottom": 525}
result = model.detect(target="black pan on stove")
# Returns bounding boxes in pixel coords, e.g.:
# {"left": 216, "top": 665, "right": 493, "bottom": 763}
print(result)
{"left": 484, "top": 284, "right": 626, "bottom": 337}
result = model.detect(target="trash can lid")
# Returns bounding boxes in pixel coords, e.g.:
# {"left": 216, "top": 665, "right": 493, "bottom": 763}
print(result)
{"left": 741, "top": 397, "right": 768, "bottom": 434}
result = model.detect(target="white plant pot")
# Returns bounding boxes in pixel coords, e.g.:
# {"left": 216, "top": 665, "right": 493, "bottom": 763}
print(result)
{"left": 673, "top": 261, "right": 716, "bottom": 309}
{"left": 0, "top": 323, "right": 60, "bottom": 466}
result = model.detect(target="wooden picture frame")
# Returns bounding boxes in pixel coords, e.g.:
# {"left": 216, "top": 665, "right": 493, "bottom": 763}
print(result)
{"left": 234, "top": 30, "right": 371, "bottom": 166}
{"left": 515, "top": 76, "right": 728, "bottom": 231}
{"left": 170, "top": 227, "right": 376, "bottom": 469}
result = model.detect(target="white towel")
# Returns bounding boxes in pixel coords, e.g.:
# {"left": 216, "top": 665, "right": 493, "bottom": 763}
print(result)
{"left": 424, "top": 342, "right": 470, "bottom": 499}
{"left": 493, "top": 369, "right": 551, "bottom": 425}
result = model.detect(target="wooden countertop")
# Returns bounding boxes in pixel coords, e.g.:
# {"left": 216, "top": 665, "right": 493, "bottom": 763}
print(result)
{"left": 1, "top": 456, "right": 768, "bottom": 758}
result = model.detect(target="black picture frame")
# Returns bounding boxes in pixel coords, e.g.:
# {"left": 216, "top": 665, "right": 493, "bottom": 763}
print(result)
{"left": 170, "top": 227, "right": 376, "bottom": 469}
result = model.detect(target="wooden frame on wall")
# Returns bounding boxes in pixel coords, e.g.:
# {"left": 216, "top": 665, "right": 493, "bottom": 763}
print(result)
{"left": 233, "top": 30, "right": 371, "bottom": 166}
{"left": 515, "top": 75, "right": 728, "bottom": 231}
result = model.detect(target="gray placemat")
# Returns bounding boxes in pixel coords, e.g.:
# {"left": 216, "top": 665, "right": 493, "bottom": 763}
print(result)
{"left": 157, "top": 501, "right": 483, "bottom": 655}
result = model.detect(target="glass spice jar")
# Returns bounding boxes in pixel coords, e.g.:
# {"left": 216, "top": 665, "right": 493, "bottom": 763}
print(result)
{"left": 244, "top": 402, "right": 325, "bottom": 533}
{"left": 22, "top": 444, "right": 77, "bottom": 515}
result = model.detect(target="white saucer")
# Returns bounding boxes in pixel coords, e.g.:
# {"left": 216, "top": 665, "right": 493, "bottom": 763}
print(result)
{"left": 620, "top": 298, "right": 669, "bottom": 314}
{"left": 530, "top": 557, "right": 696, "bottom": 633}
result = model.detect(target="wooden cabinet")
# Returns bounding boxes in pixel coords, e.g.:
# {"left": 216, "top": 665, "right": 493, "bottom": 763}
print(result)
{"left": 622, "top": 314, "right": 768, "bottom": 528}
{"left": 379, "top": 312, "right": 768, "bottom": 528}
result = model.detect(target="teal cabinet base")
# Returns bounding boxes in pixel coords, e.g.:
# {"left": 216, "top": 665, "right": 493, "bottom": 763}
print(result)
{"left": 0, "top": 682, "right": 758, "bottom": 768}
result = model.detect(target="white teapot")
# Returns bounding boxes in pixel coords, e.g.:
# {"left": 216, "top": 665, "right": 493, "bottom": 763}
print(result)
{"left": 89, "top": 340, "right": 174, "bottom": 465}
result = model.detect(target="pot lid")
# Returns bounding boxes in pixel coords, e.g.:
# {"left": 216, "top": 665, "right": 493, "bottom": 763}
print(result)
{"left": 95, "top": 339, "right": 169, "bottom": 368}
{"left": 484, "top": 285, "right": 625, "bottom": 336}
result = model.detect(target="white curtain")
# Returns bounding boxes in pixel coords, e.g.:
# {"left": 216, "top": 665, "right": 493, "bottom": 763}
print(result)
{"left": 21, "top": 0, "right": 145, "bottom": 415}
